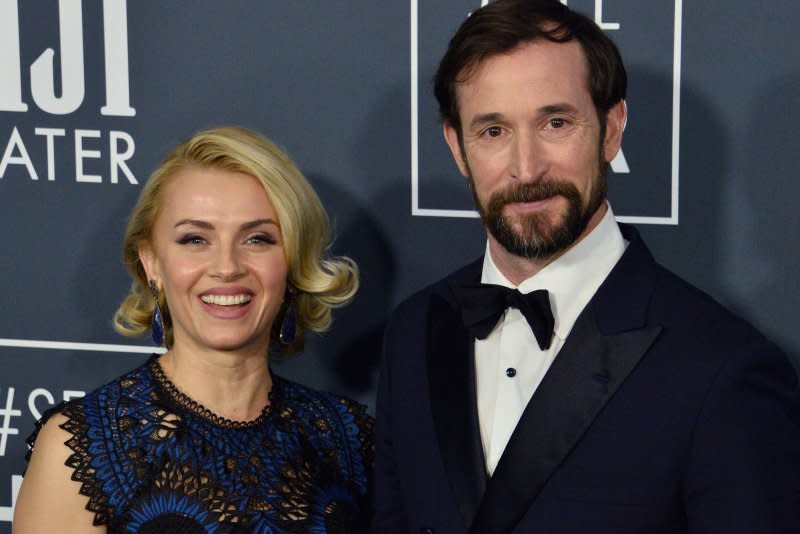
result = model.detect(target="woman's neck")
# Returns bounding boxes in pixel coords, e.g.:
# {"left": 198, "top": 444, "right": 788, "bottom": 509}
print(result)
{"left": 157, "top": 345, "right": 273, "bottom": 423}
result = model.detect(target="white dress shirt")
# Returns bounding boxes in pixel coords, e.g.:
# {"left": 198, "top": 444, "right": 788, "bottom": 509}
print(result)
{"left": 476, "top": 205, "right": 628, "bottom": 475}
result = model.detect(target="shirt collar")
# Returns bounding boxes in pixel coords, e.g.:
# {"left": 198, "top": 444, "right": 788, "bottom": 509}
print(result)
{"left": 481, "top": 203, "right": 628, "bottom": 341}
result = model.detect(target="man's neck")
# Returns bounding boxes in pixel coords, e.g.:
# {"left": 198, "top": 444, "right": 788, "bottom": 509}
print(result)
{"left": 489, "top": 203, "right": 608, "bottom": 286}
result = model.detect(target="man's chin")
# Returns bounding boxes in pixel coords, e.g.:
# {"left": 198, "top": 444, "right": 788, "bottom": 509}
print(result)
{"left": 491, "top": 209, "right": 585, "bottom": 260}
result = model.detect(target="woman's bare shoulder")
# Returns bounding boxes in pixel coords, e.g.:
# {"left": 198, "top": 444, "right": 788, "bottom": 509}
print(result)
{"left": 13, "top": 412, "right": 105, "bottom": 533}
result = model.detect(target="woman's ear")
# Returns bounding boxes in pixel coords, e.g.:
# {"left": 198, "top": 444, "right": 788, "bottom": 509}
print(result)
{"left": 138, "top": 243, "right": 158, "bottom": 284}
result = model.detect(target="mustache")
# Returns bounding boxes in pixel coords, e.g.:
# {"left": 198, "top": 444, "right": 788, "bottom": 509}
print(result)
{"left": 490, "top": 180, "right": 580, "bottom": 205}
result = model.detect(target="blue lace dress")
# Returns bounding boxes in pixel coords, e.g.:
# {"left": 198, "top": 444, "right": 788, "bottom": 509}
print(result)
{"left": 27, "top": 356, "right": 374, "bottom": 533}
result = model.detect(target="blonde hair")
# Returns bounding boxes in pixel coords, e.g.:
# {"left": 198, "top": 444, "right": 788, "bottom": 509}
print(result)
{"left": 113, "top": 126, "right": 358, "bottom": 353}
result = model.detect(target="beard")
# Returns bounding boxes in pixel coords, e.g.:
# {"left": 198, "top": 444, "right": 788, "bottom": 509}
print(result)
{"left": 469, "top": 162, "right": 608, "bottom": 261}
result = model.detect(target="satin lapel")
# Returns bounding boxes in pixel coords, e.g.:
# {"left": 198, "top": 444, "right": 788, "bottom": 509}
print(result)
{"left": 469, "top": 305, "right": 662, "bottom": 534}
{"left": 427, "top": 292, "right": 487, "bottom": 528}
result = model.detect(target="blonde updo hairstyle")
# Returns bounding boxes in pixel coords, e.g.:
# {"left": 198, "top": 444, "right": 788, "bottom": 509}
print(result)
{"left": 113, "top": 126, "right": 358, "bottom": 353}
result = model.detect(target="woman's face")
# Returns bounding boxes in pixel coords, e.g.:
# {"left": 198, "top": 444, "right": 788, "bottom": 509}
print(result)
{"left": 140, "top": 167, "right": 289, "bottom": 355}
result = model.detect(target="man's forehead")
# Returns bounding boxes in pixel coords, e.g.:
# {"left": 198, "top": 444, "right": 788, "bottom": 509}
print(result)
{"left": 460, "top": 39, "right": 586, "bottom": 83}
{"left": 455, "top": 39, "right": 591, "bottom": 110}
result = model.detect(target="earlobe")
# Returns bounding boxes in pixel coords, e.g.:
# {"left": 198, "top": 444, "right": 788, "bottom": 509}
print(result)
{"left": 443, "top": 123, "right": 470, "bottom": 178}
{"left": 603, "top": 100, "right": 627, "bottom": 163}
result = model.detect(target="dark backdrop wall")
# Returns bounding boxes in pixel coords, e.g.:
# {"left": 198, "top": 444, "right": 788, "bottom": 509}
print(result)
{"left": 1, "top": 0, "right": 798, "bottom": 525}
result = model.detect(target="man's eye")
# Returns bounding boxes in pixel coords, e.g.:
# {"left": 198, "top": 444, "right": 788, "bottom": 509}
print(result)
{"left": 484, "top": 126, "right": 503, "bottom": 137}
{"left": 549, "top": 118, "right": 567, "bottom": 128}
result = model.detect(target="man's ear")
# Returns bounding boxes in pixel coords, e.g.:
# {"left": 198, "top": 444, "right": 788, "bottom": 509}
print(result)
{"left": 443, "top": 122, "right": 470, "bottom": 178}
{"left": 602, "top": 99, "right": 627, "bottom": 163}
{"left": 138, "top": 243, "right": 159, "bottom": 284}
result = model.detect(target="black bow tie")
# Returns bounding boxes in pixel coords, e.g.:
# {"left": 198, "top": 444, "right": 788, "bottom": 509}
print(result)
{"left": 450, "top": 282, "right": 555, "bottom": 350}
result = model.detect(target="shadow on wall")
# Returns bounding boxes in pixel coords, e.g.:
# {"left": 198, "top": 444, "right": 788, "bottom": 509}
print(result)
{"left": 633, "top": 68, "right": 799, "bottom": 374}
{"left": 286, "top": 83, "right": 410, "bottom": 398}
{"left": 74, "top": 189, "right": 143, "bottom": 347}
{"left": 624, "top": 68, "right": 727, "bottom": 306}
{"left": 740, "top": 75, "right": 800, "bottom": 368}
{"left": 303, "top": 176, "right": 399, "bottom": 394}
{"left": 298, "top": 80, "right": 488, "bottom": 400}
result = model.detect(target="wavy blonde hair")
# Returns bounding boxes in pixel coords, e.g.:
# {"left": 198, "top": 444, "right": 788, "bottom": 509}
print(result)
{"left": 113, "top": 126, "right": 358, "bottom": 353}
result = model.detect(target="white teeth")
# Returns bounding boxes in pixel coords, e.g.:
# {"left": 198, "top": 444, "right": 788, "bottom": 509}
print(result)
{"left": 201, "top": 294, "right": 252, "bottom": 306}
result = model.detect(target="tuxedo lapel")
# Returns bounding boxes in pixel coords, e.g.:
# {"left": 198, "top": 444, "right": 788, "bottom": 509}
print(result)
{"left": 426, "top": 272, "right": 487, "bottom": 527}
{"left": 469, "top": 299, "right": 661, "bottom": 534}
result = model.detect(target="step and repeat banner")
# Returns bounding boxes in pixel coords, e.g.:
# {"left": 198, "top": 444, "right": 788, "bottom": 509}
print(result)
{"left": 1, "top": 1, "right": 798, "bottom": 526}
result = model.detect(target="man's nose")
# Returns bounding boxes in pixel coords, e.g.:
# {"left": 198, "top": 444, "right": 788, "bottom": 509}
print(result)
{"left": 509, "top": 132, "right": 547, "bottom": 182}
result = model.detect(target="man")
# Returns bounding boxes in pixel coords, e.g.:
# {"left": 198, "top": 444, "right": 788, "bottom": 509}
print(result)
{"left": 373, "top": 1, "right": 800, "bottom": 532}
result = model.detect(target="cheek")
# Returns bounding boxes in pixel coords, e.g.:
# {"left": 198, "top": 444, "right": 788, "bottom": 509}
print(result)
{"left": 259, "top": 257, "right": 289, "bottom": 293}
{"left": 554, "top": 143, "right": 598, "bottom": 187}
{"left": 468, "top": 157, "right": 505, "bottom": 196}
{"left": 160, "top": 256, "right": 205, "bottom": 288}
{"left": 470, "top": 146, "right": 507, "bottom": 174}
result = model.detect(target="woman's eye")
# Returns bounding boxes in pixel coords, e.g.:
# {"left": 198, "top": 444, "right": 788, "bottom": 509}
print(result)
{"left": 247, "top": 234, "right": 277, "bottom": 245}
{"left": 177, "top": 235, "right": 206, "bottom": 245}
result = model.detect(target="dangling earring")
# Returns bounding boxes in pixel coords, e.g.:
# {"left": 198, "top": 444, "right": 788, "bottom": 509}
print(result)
{"left": 279, "top": 290, "right": 296, "bottom": 346}
{"left": 149, "top": 280, "right": 165, "bottom": 347}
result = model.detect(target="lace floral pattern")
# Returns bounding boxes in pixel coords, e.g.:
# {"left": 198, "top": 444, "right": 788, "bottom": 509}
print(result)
{"left": 27, "top": 356, "right": 374, "bottom": 533}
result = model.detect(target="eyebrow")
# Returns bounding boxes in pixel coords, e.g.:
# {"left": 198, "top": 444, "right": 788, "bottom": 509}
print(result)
{"left": 467, "top": 103, "right": 580, "bottom": 131}
{"left": 468, "top": 112, "right": 504, "bottom": 131}
{"left": 539, "top": 103, "right": 579, "bottom": 115}
{"left": 173, "top": 218, "right": 280, "bottom": 230}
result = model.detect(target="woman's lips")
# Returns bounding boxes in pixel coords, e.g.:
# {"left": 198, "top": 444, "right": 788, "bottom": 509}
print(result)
{"left": 200, "top": 294, "right": 252, "bottom": 306}
{"left": 198, "top": 288, "right": 254, "bottom": 318}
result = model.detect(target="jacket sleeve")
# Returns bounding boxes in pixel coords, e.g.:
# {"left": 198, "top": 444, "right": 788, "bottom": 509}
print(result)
{"left": 683, "top": 339, "right": 800, "bottom": 532}
{"left": 371, "top": 318, "right": 411, "bottom": 533}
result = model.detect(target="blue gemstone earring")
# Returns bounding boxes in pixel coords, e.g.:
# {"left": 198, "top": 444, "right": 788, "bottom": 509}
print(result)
{"left": 149, "top": 280, "right": 165, "bottom": 347}
{"left": 279, "top": 293, "right": 296, "bottom": 346}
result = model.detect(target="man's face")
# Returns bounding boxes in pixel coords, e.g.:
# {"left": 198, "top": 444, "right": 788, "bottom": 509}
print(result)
{"left": 443, "top": 39, "right": 625, "bottom": 261}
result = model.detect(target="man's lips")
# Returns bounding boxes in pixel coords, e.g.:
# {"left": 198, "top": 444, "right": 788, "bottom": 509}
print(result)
{"left": 504, "top": 195, "right": 560, "bottom": 213}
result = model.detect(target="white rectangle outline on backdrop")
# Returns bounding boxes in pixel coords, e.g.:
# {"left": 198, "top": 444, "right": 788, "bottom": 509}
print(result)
{"left": 410, "top": 0, "right": 682, "bottom": 225}
{"left": 0, "top": 338, "right": 163, "bottom": 354}
{"left": 0, "top": 2, "right": 682, "bottom": 355}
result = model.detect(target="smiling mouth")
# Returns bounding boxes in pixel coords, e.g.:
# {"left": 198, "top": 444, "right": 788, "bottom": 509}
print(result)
{"left": 200, "top": 294, "right": 252, "bottom": 306}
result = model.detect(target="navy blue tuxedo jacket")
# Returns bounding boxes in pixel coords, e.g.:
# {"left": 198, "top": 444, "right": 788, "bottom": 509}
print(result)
{"left": 373, "top": 224, "right": 800, "bottom": 533}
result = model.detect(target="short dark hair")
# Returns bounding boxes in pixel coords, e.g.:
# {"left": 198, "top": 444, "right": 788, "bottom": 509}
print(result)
{"left": 434, "top": 0, "right": 627, "bottom": 136}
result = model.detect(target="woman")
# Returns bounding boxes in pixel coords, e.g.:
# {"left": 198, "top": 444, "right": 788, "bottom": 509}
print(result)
{"left": 14, "top": 127, "right": 373, "bottom": 533}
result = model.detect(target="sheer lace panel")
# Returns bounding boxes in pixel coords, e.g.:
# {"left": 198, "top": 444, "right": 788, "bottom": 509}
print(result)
{"left": 26, "top": 355, "right": 374, "bottom": 533}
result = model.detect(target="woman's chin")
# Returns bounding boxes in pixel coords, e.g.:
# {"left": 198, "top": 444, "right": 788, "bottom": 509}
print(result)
{"left": 192, "top": 333, "right": 270, "bottom": 355}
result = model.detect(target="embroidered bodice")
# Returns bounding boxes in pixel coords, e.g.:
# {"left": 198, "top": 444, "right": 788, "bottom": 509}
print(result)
{"left": 28, "top": 356, "right": 374, "bottom": 533}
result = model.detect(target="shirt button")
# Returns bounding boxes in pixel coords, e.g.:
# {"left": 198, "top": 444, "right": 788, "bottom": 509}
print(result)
{"left": 506, "top": 367, "right": 517, "bottom": 377}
